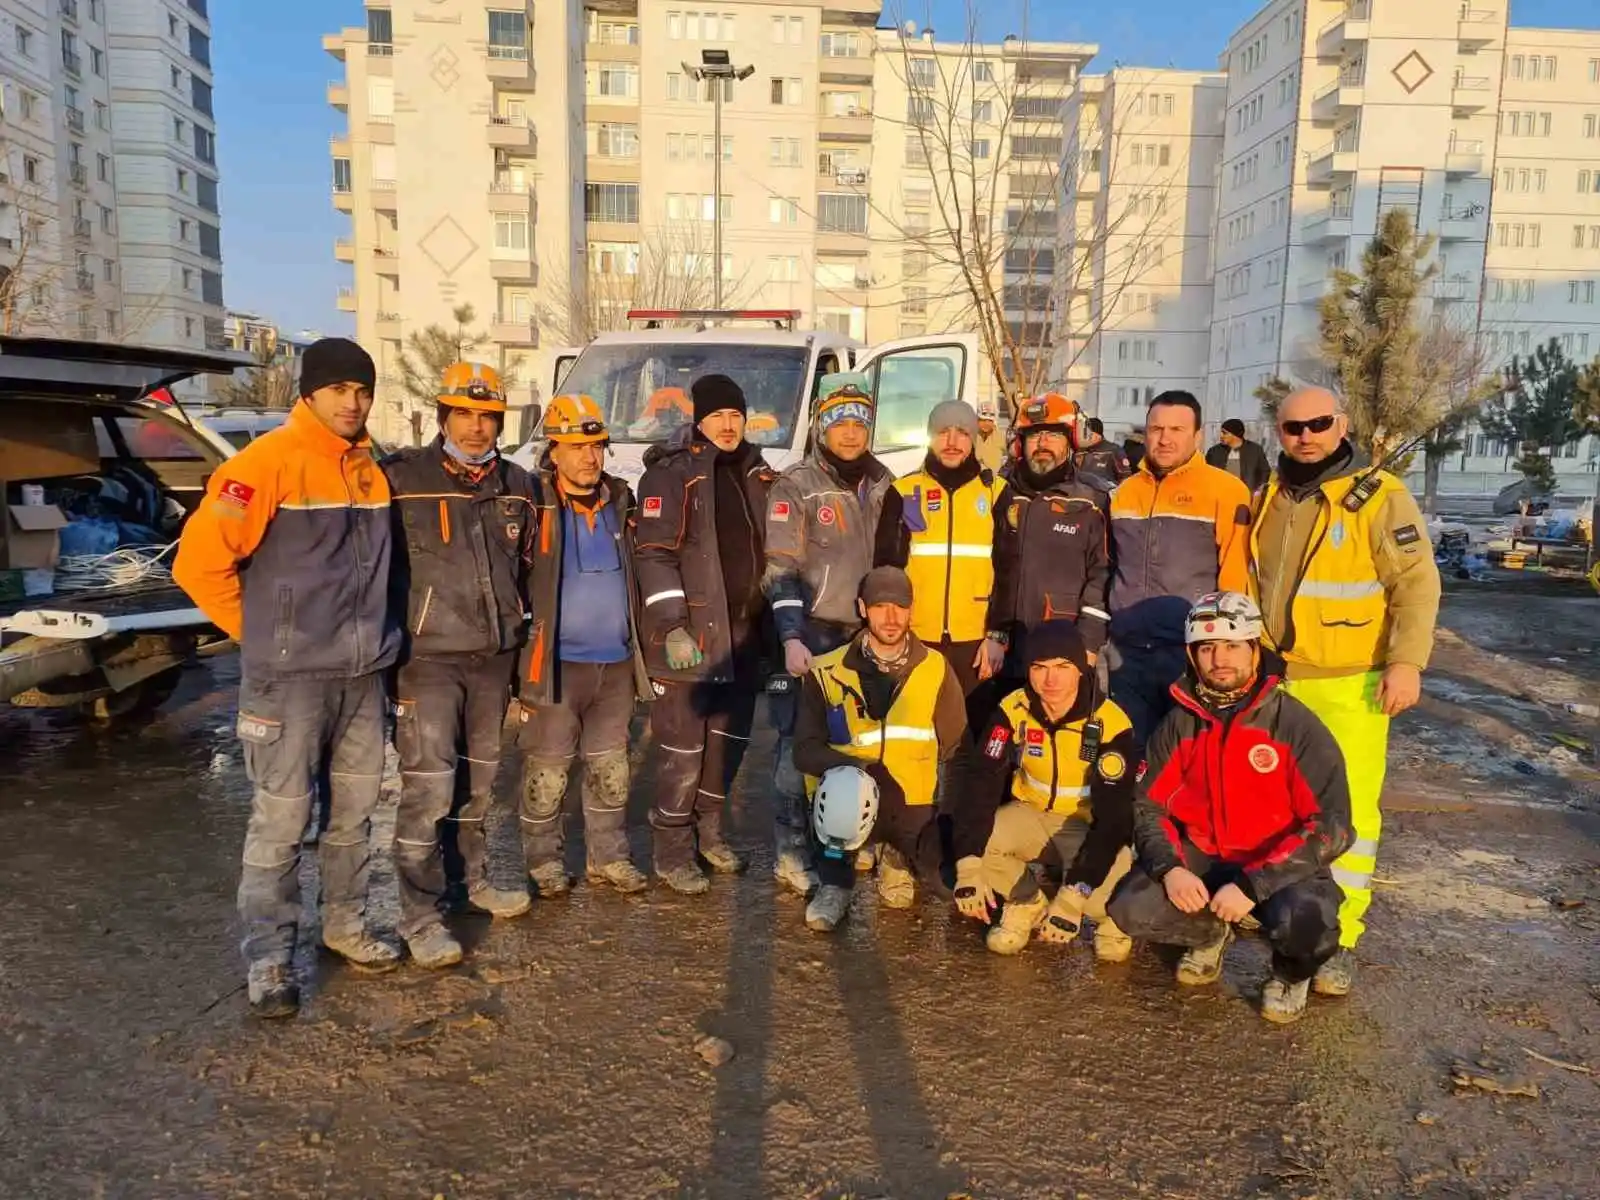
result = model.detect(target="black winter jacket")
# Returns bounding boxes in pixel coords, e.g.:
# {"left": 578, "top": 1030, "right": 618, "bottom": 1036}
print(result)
{"left": 633, "top": 427, "right": 776, "bottom": 682}
{"left": 993, "top": 466, "right": 1113, "bottom": 657}
{"left": 1205, "top": 439, "right": 1271, "bottom": 495}
{"left": 383, "top": 440, "right": 535, "bottom": 661}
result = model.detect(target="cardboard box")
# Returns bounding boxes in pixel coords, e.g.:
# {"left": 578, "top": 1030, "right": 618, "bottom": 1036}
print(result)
{"left": 3, "top": 503, "right": 69, "bottom": 570}
{"left": 0, "top": 403, "right": 101, "bottom": 481}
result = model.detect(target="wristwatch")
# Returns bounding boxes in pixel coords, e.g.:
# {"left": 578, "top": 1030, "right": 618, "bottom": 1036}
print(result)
{"left": 985, "top": 630, "right": 1010, "bottom": 647}
{"left": 1071, "top": 881, "right": 1093, "bottom": 898}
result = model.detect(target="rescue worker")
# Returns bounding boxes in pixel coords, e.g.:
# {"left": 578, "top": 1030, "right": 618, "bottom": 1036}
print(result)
{"left": 991, "top": 393, "right": 1112, "bottom": 672}
{"left": 173, "top": 337, "right": 400, "bottom": 1019}
{"left": 1107, "top": 390, "right": 1252, "bottom": 746}
{"left": 974, "top": 395, "right": 1006, "bottom": 472}
{"left": 873, "top": 399, "right": 1009, "bottom": 730}
{"left": 1075, "top": 417, "right": 1132, "bottom": 485}
{"left": 762, "top": 373, "right": 895, "bottom": 898}
{"left": 953, "top": 620, "right": 1137, "bottom": 960}
{"left": 1108, "top": 592, "right": 1353, "bottom": 1024}
{"left": 1205, "top": 418, "right": 1271, "bottom": 494}
{"left": 1123, "top": 429, "right": 1146, "bottom": 473}
{"left": 1251, "top": 386, "right": 1440, "bottom": 997}
{"left": 634, "top": 374, "right": 775, "bottom": 895}
{"left": 382, "top": 361, "right": 534, "bottom": 969}
{"left": 791, "top": 567, "right": 968, "bottom": 931}
{"left": 517, "top": 395, "right": 655, "bottom": 897}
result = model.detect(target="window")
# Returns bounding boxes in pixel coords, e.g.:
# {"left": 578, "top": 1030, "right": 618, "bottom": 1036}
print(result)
{"left": 770, "top": 77, "right": 801, "bottom": 106}
{"left": 597, "top": 65, "right": 638, "bottom": 97}
{"left": 195, "top": 127, "right": 215, "bottom": 163}
{"left": 96, "top": 153, "right": 110, "bottom": 181}
{"left": 332, "top": 158, "right": 351, "bottom": 192}
{"left": 197, "top": 174, "right": 219, "bottom": 212}
{"left": 19, "top": 90, "right": 36, "bottom": 120}
{"left": 584, "top": 182, "right": 638, "bottom": 223}
{"left": 788, "top": 16, "right": 802, "bottom": 43}
{"left": 768, "top": 197, "right": 799, "bottom": 225}
{"left": 770, "top": 15, "right": 784, "bottom": 42}
{"left": 972, "top": 61, "right": 994, "bottom": 83}
{"left": 179, "top": 218, "right": 192, "bottom": 242}
{"left": 23, "top": 156, "right": 39, "bottom": 184}
{"left": 182, "top": 268, "right": 195, "bottom": 291}
{"left": 970, "top": 139, "right": 991, "bottom": 159}
{"left": 972, "top": 100, "right": 993, "bottom": 122}
{"left": 1546, "top": 56, "right": 1558, "bottom": 80}
{"left": 768, "top": 255, "right": 800, "bottom": 282}
{"left": 817, "top": 193, "right": 867, "bottom": 233}
{"left": 169, "top": 13, "right": 181, "bottom": 37}
{"left": 368, "top": 8, "right": 393, "bottom": 46}
{"left": 94, "top": 101, "right": 108, "bottom": 130}
{"left": 593, "top": 123, "right": 639, "bottom": 158}
{"left": 172, "top": 65, "right": 184, "bottom": 89}
{"left": 909, "top": 58, "right": 936, "bottom": 88}
{"left": 494, "top": 212, "right": 530, "bottom": 249}
{"left": 589, "top": 242, "right": 640, "bottom": 276}
{"left": 15, "top": 25, "right": 32, "bottom": 57}
{"left": 769, "top": 137, "right": 801, "bottom": 166}
{"left": 668, "top": 11, "right": 682, "bottom": 38}
{"left": 1581, "top": 168, "right": 1600, "bottom": 194}
{"left": 100, "top": 205, "right": 113, "bottom": 233}
{"left": 174, "top": 116, "right": 187, "bottom": 142}
{"left": 487, "top": 10, "right": 528, "bottom": 53}
{"left": 91, "top": 46, "right": 104, "bottom": 76}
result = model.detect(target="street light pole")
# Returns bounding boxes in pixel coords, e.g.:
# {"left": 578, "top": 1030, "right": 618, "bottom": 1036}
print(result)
{"left": 685, "top": 51, "right": 753, "bottom": 311}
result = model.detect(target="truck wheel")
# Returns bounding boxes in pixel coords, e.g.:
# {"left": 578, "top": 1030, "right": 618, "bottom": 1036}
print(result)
{"left": 86, "top": 667, "right": 183, "bottom": 724}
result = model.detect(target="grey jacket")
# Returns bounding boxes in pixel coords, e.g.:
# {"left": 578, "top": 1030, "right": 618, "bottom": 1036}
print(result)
{"left": 760, "top": 449, "right": 894, "bottom": 650}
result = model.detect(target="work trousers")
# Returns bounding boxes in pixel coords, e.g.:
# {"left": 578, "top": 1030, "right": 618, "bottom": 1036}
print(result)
{"left": 1107, "top": 641, "right": 1190, "bottom": 748}
{"left": 235, "top": 673, "right": 387, "bottom": 967}
{"left": 814, "top": 777, "right": 944, "bottom": 891}
{"left": 518, "top": 660, "right": 637, "bottom": 871}
{"left": 1107, "top": 844, "right": 1343, "bottom": 983}
{"left": 769, "top": 623, "right": 855, "bottom": 855}
{"left": 1285, "top": 671, "right": 1389, "bottom": 949}
{"left": 649, "top": 669, "right": 759, "bottom": 874}
{"left": 979, "top": 802, "right": 1133, "bottom": 915}
{"left": 392, "top": 651, "right": 516, "bottom": 939}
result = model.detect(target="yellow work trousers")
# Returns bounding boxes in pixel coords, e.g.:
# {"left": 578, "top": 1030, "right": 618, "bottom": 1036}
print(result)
{"left": 1284, "top": 671, "right": 1389, "bottom": 949}
{"left": 980, "top": 801, "right": 1133, "bottom": 916}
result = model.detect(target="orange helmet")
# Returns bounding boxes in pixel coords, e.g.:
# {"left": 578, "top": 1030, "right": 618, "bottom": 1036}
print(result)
{"left": 438, "top": 361, "right": 506, "bottom": 413}
{"left": 1014, "top": 392, "right": 1086, "bottom": 449}
{"left": 543, "top": 393, "right": 608, "bottom": 444}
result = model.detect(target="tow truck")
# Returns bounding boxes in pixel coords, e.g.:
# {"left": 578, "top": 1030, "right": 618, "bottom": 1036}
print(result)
{"left": 509, "top": 309, "right": 984, "bottom": 484}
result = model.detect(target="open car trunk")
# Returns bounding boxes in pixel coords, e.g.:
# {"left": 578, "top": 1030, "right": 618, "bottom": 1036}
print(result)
{"left": 0, "top": 336, "right": 248, "bottom": 716}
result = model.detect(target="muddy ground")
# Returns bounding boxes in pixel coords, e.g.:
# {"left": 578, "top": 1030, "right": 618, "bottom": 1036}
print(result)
{"left": 2, "top": 583, "right": 1597, "bottom": 1200}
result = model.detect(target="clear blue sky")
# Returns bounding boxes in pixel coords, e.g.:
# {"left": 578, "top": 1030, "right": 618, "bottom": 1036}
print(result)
{"left": 215, "top": 0, "right": 1591, "bottom": 338}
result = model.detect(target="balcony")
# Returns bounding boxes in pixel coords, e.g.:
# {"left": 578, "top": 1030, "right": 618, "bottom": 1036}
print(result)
{"left": 1305, "top": 137, "right": 1358, "bottom": 185}
{"left": 334, "top": 238, "right": 355, "bottom": 262}
{"left": 1311, "top": 75, "right": 1364, "bottom": 122}
{"left": 328, "top": 79, "right": 349, "bottom": 109}
{"left": 368, "top": 43, "right": 394, "bottom": 59}
{"left": 1438, "top": 204, "right": 1485, "bottom": 240}
{"left": 371, "top": 178, "right": 398, "bottom": 210}
{"left": 486, "top": 44, "right": 534, "bottom": 83}
{"left": 487, "top": 115, "right": 536, "bottom": 150}
{"left": 330, "top": 134, "right": 350, "bottom": 158}
{"left": 68, "top": 163, "right": 88, "bottom": 189}
{"left": 819, "top": 110, "right": 874, "bottom": 143}
{"left": 333, "top": 184, "right": 354, "bottom": 213}
{"left": 1302, "top": 204, "right": 1353, "bottom": 243}
{"left": 60, "top": 0, "right": 78, "bottom": 22}
{"left": 488, "top": 178, "right": 534, "bottom": 214}
{"left": 1457, "top": 7, "right": 1499, "bottom": 46}
{"left": 65, "top": 106, "right": 85, "bottom": 134}
{"left": 321, "top": 32, "right": 347, "bottom": 61}
{"left": 585, "top": 39, "right": 639, "bottom": 64}
{"left": 1451, "top": 75, "right": 1492, "bottom": 111}
{"left": 1316, "top": 1, "right": 1371, "bottom": 58}
{"left": 1445, "top": 139, "right": 1486, "bottom": 176}
{"left": 1433, "top": 276, "right": 1472, "bottom": 302}
{"left": 489, "top": 257, "right": 537, "bottom": 283}
{"left": 76, "top": 270, "right": 95, "bottom": 294}
{"left": 371, "top": 246, "right": 399, "bottom": 273}
{"left": 374, "top": 311, "right": 401, "bottom": 339}
{"left": 73, "top": 217, "right": 92, "bottom": 241}
{"left": 491, "top": 314, "right": 538, "bottom": 345}
{"left": 336, "top": 286, "right": 356, "bottom": 312}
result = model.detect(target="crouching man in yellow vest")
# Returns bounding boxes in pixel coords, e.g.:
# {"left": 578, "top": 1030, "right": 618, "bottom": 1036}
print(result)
{"left": 792, "top": 567, "right": 969, "bottom": 933}
{"left": 950, "top": 619, "right": 1137, "bottom": 959}
{"left": 1251, "top": 387, "right": 1440, "bottom": 997}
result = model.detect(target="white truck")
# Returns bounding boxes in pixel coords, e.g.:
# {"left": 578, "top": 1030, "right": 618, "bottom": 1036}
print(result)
{"left": 508, "top": 309, "right": 983, "bottom": 485}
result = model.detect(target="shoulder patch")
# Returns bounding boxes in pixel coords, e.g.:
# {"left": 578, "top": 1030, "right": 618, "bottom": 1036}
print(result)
{"left": 1234, "top": 503, "right": 1253, "bottom": 526}
{"left": 816, "top": 504, "right": 836, "bottom": 526}
{"left": 982, "top": 723, "right": 1012, "bottom": 761}
{"left": 218, "top": 479, "right": 256, "bottom": 509}
{"left": 770, "top": 500, "right": 791, "bottom": 522}
{"left": 1393, "top": 523, "right": 1421, "bottom": 546}
{"left": 641, "top": 495, "right": 663, "bottom": 518}
{"left": 1096, "top": 750, "right": 1126, "bottom": 782}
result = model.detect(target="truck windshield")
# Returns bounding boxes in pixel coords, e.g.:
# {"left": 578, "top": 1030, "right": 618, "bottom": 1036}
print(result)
{"left": 556, "top": 342, "right": 810, "bottom": 448}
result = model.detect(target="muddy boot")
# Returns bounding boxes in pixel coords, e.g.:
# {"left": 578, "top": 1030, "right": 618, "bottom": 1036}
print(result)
{"left": 1175, "top": 923, "right": 1233, "bottom": 987}
{"left": 323, "top": 929, "right": 403, "bottom": 974}
{"left": 699, "top": 843, "right": 747, "bottom": 875}
{"left": 406, "top": 923, "right": 464, "bottom": 970}
{"left": 659, "top": 864, "right": 711, "bottom": 895}
{"left": 1261, "top": 974, "right": 1311, "bottom": 1024}
{"left": 774, "top": 835, "right": 820, "bottom": 898}
{"left": 1092, "top": 917, "right": 1135, "bottom": 964}
{"left": 587, "top": 859, "right": 650, "bottom": 895}
{"left": 805, "top": 884, "right": 852, "bottom": 932}
{"left": 855, "top": 843, "right": 877, "bottom": 873}
{"left": 247, "top": 961, "right": 299, "bottom": 1020}
{"left": 462, "top": 883, "right": 532, "bottom": 919}
{"left": 985, "top": 893, "right": 1047, "bottom": 956}
{"left": 527, "top": 860, "right": 571, "bottom": 899}
{"left": 876, "top": 845, "right": 916, "bottom": 909}
{"left": 1311, "top": 948, "right": 1355, "bottom": 997}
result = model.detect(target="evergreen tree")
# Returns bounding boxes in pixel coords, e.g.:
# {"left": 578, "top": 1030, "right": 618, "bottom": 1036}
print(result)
{"left": 1479, "top": 339, "right": 1597, "bottom": 491}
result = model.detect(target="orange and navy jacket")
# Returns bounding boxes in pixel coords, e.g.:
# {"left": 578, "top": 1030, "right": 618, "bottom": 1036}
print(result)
{"left": 1131, "top": 672, "right": 1353, "bottom": 901}
{"left": 1107, "top": 451, "right": 1253, "bottom": 648}
{"left": 172, "top": 402, "right": 400, "bottom": 681}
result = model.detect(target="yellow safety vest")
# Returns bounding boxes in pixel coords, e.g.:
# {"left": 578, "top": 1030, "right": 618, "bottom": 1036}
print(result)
{"left": 998, "top": 689, "right": 1133, "bottom": 819}
{"left": 1250, "top": 470, "right": 1397, "bottom": 672}
{"left": 892, "top": 469, "right": 1003, "bottom": 644}
{"left": 803, "top": 645, "right": 947, "bottom": 806}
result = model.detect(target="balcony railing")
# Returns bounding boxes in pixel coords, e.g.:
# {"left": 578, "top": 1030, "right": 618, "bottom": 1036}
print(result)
{"left": 1457, "top": 7, "right": 1496, "bottom": 26}
{"left": 375, "top": 310, "right": 401, "bottom": 322}
{"left": 66, "top": 106, "right": 84, "bottom": 133}
{"left": 1448, "top": 137, "right": 1485, "bottom": 155}
{"left": 368, "top": 43, "right": 394, "bottom": 57}
{"left": 1317, "top": 1, "right": 1371, "bottom": 41}
{"left": 68, "top": 163, "right": 88, "bottom": 187}
{"left": 488, "top": 44, "right": 529, "bottom": 61}
{"left": 76, "top": 270, "right": 95, "bottom": 293}
{"left": 370, "top": 178, "right": 397, "bottom": 190}
{"left": 1453, "top": 74, "right": 1491, "bottom": 91}
{"left": 73, "top": 217, "right": 92, "bottom": 239}
{"left": 491, "top": 176, "right": 532, "bottom": 193}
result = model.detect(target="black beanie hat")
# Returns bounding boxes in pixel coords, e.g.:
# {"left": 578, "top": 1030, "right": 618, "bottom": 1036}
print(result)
{"left": 1221, "top": 418, "right": 1247, "bottom": 438}
{"left": 1024, "top": 619, "right": 1090, "bottom": 676}
{"left": 692, "top": 373, "right": 747, "bottom": 425}
{"left": 299, "top": 337, "right": 377, "bottom": 398}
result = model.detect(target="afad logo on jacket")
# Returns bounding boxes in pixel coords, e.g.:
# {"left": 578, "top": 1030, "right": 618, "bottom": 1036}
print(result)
{"left": 1248, "top": 744, "right": 1281, "bottom": 773}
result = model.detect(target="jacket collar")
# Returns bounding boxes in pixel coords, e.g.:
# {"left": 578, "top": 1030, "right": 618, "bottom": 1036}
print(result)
{"left": 841, "top": 631, "right": 927, "bottom": 677}
{"left": 1136, "top": 448, "right": 1204, "bottom": 484}
{"left": 1273, "top": 439, "right": 1365, "bottom": 499}
{"left": 287, "top": 399, "right": 371, "bottom": 458}
{"left": 1023, "top": 682, "right": 1096, "bottom": 729}
{"left": 808, "top": 445, "right": 890, "bottom": 491}
{"left": 1169, "top": 667, "right": 1280, "bottom": 725}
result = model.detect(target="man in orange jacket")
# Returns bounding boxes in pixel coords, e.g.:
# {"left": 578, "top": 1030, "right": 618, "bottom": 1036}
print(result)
{"left": 174, "top": 337, "right": 403, "bottom": 1020}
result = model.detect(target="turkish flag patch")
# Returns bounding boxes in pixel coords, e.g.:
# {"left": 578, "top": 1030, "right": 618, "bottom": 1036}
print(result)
{"left": 770, "top": 500, "right": 791, "bottom": 522}
{"left": 982, "top": 724, "right": 1011, "bottom": 760}
{"left": 1026, "top": 728, "right": 1046, "bottom": 745}
{"left": 218, "top": 479, "right": 256, "bottom": 509}
{"left": 925, "top": 487, "right": 943, "bottom": 513}
{"left": 641, "top": 496, "right": 663, "bottom": 518}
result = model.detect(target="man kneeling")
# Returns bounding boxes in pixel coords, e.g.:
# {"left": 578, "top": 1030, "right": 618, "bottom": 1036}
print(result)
{"left": 951, "top": 620, "right": 1136, "bottom": 960}
{"left": 1107, "top": 592, "right": 1353, "bottom": 1023}
{"left": 792, "top": 567, "right": 967, "bottom": 932}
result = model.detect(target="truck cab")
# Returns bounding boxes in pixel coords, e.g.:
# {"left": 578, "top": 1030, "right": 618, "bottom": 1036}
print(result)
{"left": 509, "top": 310, "right": 982, "bottom": 485}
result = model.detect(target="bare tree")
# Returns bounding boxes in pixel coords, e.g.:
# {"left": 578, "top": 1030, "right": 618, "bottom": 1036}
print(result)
{"left": 213, "top": 339, "right": 296, "bottom": 410}
{"left": 1414, "top": 312, "right": 1501, "bottom": 512}
{"left": 388, "top": 304, "right": 526, "bottom": 446}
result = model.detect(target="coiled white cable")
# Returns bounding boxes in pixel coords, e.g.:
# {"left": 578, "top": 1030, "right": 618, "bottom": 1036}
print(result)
{"left": 52, "top": 543, "right": 178, "bottom": 593}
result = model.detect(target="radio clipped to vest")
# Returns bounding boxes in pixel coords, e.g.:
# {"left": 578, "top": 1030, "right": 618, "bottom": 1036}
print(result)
{"left": 1079, "top": 718, "right": 1102, "bottom": 763}
{"left": 1339, "top": 471, "right": 1385, "bottom": 514}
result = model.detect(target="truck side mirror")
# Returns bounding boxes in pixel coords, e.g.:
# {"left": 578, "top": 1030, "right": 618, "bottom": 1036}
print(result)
{"left": 516, "top": 403, "right": 543, "bottom": 446}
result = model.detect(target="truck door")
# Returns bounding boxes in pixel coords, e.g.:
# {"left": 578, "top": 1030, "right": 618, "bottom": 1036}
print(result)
{"left": 852, "top": 333, "right": 981, "bottom": 479}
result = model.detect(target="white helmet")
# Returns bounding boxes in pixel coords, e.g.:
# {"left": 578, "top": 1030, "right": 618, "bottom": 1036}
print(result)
{"left": 1185, "top": 591, "right": 1263, "bottom": 644}
{"left": 812, "top": 765, "right": 880, "bottom": 854}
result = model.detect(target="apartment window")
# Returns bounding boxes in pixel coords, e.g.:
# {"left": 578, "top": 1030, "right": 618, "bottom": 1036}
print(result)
{"left": 99, "top": 205, "right": 113, "bottom": 233}
{"left": 182, "top": 268, "right": 195, "bottom": 292}
{"left": 494, "top": 211, "right": 530, "bottom": 248}
{"left": 15, "top": 25, "right": 32, "bottom": 57}
{"left": 1591, "top": 59, "right": 1600, "bottom": 83}
{"left": 589, "top": 242, "right": 640, "bottom": 276}
{"left": 584, "top": 182, "right": 639, "bottom": 224}
{"left": 1581, "top": 169, "right": 1600, "bottom": 194}
{"left": 972, "top": 100, "right": 993, "bottom": 122}
{"left": 1011, "top": 136, "right": 1061, "bottom": 160}
{"left": 174, "top": 116, "right": 187, "bottom": 142}
{"left": 332, "top": 158, "right": 351, "bottom": 191}
{"left": 193, "top": 77, "right": 214, "bottom": 117}
{"left": 593, "top": 123, "right": 639, "bottom": 158}
{"left": 487, "top": 10, "right": 528, "bottom": 54}
{"left": 769, "top": 137, "right": 801, "bottom": 166}
{"left": 93, "top": 101, "right": 108, "bottom": 130}
{"left": 90, "top": 45, "right": 104, "bottom": 76}
{"left": 1511, "top": 55, "right": 1524, "bottom": 79}
{"left": 96, "top": 153, "right": 110, "bottom": 181}
{"left": 768, "top": 197, "right": 799, "bottom": 225}
{"left": 905, "top": 139, "right": 929, "bottom": 168}
{"left": 972, "top": 61, "right": 994, "bottom": 84}
{"left": 179, "top": 218, "right": 192, "bottom": 242}
{"left": 194, "top": 127, "right": 215, "bottom": 163}
{"left": 89, "top": 0, "right": 101, "bottom": 20}
{"left": 817, "top": 193, "right": 867, "bottom": 233}
{"left": 669, "top": 12, "right": 682, "bottom": 38}
{"left": 971, "top": 139, "right": 991, "bottom": 159}
{"left": 909, "top": 58, "right": 936, "bottom": 88}
{"left": 820, "top": 32, "right": 859, "bottom": 58}
{"left": 770, "top": 77, "right": 801, "bottom": 106}
{"left": 907, "top": 96, "right": 934, "bottom": 124}
{"left": 171, "top": 65, "right": 184, "bottom": 89}
{"left": 19, "top": 90, "right": 36, "bottom": 120}
{"left": 1586, "top": 115, "right": 1599, "bottom": 138}
{"left": 367, "top": 8, "right": 393, "bottom": 47}
{"left": 768, "top": 255, "right": 800, "bottom": 282}
{"left": 197, "top": 174, "right": 218, "bottom": 212}
{"left": 1571, "top": 280, "right": 1597, "bottom": 304}
{"left": 788, "top": 16, "right": 802, "bottom": 43}
{"left": 23, "top": 156, "right": 40, "bottom": 184}
{"left": 597, "top": 66, "right": 638, "bottom": 97}
{"left": 1545, "top": 56, "right": 1558, "bottom": 80}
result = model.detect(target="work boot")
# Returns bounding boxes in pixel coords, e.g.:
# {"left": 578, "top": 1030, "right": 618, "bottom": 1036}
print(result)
{"left": 659, "top": 864, "right": 711, "bottom": 896}
{"left": 698, "top": 843, "right": 747, "bottom": 875}
{"left": 855, "top": 843, "right": 877, "bottom": 873}
{"left": 805, "top": 884, "right": 852, "bottom": 932}
{"left": 247, "top": 961, "right": 299, "bottom": 1020}
{"left": 1312, "top": 948, "right": 1355, "bottom": 997}
{"left": 876, "top": 845, "right": 916, "bottom": 909}
{"left": 985, "top": 893, "right": 1048, "bottom": 956}
{"left": 323, "top": 930, "right": 403, "bottom": 973}
{"left": 406, "top": 923, "right": 464, "bottom": 970}
{"left": 1092, "top": 917, "right": 1135, "bottom": 964}
{"left": 1175, "top": 923, "right": 1233, "bottom": 987}
{"left": 587, "top": 858, "right": 650, "bottom": 895}
{"left": 774, "top": 842, "right": 820, "bottom": 898}
{"left": 461, "top": 883, "right": 532, "bottom": 919}
{"left": 1260, "top": 974, "right": 1311, "bottom": 1024}
{"left": 527, "top": 861, "right": 571, "bottom": 898}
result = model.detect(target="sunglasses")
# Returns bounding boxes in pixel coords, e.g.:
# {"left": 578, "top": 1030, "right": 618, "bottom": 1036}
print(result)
{"left": 1280, "top": 414, "right": 1337, "bottom": 436}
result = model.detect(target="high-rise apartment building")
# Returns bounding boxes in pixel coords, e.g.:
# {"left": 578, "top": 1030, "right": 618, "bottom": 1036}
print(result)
{"left": 0, "top": 0, "right": 223, "bottom": 389}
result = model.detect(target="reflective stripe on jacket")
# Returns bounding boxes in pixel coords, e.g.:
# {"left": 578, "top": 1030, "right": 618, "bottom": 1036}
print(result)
{"left": 892, "top": 468, "right": 1004, "bottom": 643}
{"left": 173, "top": 401, "right": 399, "bottom": 681}
{"left": 803, "top": 643, "right": 947, "bottom": 805}
{"left": 999, "top": 689, "right": 1132, "bottom": 820}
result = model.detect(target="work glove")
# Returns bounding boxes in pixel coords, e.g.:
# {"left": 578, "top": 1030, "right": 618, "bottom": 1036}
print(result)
{"left": 1038, "top": 884, "right": 1090, "bottom": 945}
{"left": 664, "top": 627, "right": 704, "bottom": 671}
{"left": 953, "top": 856, "right": 997, "bottom": 923}
{"left": 783, "top": 637, "right": 813, "bottom": 677}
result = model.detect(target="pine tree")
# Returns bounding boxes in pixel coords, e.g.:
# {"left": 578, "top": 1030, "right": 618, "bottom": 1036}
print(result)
{"left": 1479, "top": 339, "right": 1596, "bottom": 491}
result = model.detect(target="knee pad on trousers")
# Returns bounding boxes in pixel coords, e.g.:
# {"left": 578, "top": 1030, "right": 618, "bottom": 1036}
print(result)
{"left": 522, "top": 758, "right": 572, "bottom": 820}
{"left": 583, "top": 750, "right": 630, "bottom": 814}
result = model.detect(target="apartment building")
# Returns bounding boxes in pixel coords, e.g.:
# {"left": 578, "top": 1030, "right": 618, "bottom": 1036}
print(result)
{"left": 1055, "top": 69, "right": 1227, "bottom": 425}
{"left": 0, "top": 0, "right": 222, "bottom": 387}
